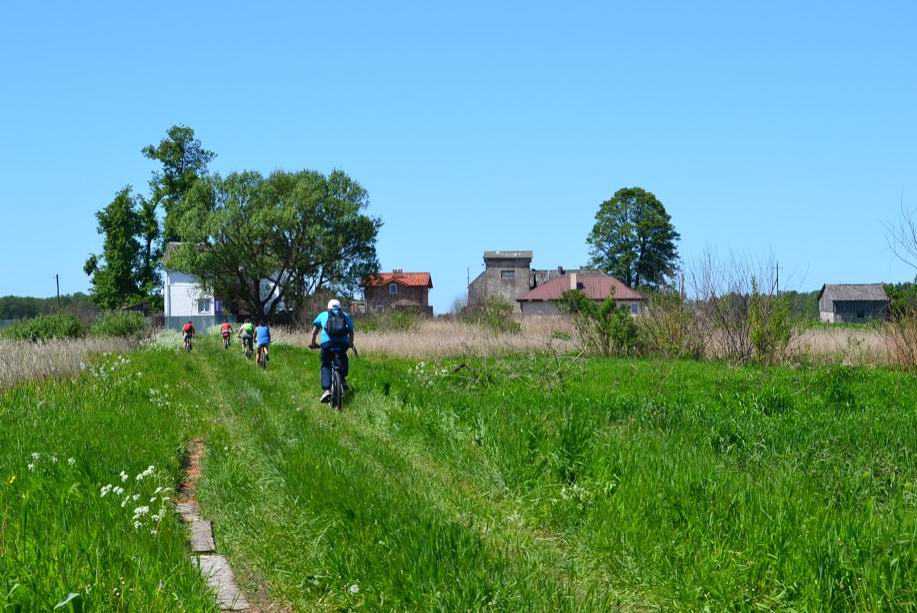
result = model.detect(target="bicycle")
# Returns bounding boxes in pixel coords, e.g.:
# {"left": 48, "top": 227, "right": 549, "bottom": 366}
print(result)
{"left": 242, "top": 336, "right": 254, "bottom": 360}
{"left": 222, "top": 334, "right": 231, "bottom": 350}
{"left": 183, "top": 336, "right": 193, "bottom": 352}
{"left": 311, "top": 344, "right": 356, "bottom": 411}
{"left": 256, "top": 344, "right": 268, "bottom": 369}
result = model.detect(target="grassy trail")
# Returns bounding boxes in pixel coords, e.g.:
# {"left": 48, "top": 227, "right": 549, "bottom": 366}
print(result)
{"left": 3, "top": 338, "right": 917, "bottom": 610}
{"left": 193, "top": 342, "right": 635, "bottom": 610}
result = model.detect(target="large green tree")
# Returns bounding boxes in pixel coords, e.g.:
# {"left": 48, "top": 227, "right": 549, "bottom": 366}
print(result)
{"left": 142, "top": 125, "right": 215, "bottom": 242}
{"left": 169, "top": 169, "right": 381, "bottom": 319}
{"left": 587, "top": 187, "right": 680, "bottom": 289}
{"left": 83, "top": 187, "right": 143, "bottom": 309}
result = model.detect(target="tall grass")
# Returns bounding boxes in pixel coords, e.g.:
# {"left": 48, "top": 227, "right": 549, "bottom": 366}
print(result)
{"left": 273, "top": 317, "right": 575, "bottom": 358}
{"left": 0, "top": 337, "right": 138, "bottom": 388}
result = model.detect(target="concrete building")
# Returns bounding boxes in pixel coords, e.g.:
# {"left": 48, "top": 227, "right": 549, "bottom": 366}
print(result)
{"left": 467, "top": 250, "right": 599, "bottom": 313}
{"left": 517, "top": 272, "right": 645, "bottom": 315}
{"left": 467, "top": 251, "right": 533, "bottom": 312}
{"left": 818, "top": 284, "right": 889, "bottom": 323}
{"left": 362, "top": 271, "right": 433, "bottom": 315}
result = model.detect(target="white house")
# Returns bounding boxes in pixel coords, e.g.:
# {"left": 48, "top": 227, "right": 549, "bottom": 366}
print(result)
{"left": 162, "top": 242, "right": 285, "bottom": 328}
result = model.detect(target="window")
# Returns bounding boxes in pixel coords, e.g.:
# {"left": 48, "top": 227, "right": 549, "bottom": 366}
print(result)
{"left": 389, "top": 283, "right": 398, "bottom": 295}
{"left": 630, "top": 303, "right": 640, "bottom": 315}
{"left": 857, "top": 311, "right": 865, "bottom": 319}
{"left": 501, "top": 270, "right": 515, "bottom": 280}
{"left": 197, "top": 298, "right": 212, "bottom": 314}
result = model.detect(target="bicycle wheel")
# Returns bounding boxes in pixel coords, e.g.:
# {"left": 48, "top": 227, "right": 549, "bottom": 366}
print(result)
{"left": 331, "top": 369, "right": 343, "bottom": 410}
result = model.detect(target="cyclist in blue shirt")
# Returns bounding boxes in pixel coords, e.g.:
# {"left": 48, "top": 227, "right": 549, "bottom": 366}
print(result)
{"left": 255, "top": 320, "right": 271, "bottom": 363}
{"left": 309, "top": 299, "right": 354, "bottom": 403}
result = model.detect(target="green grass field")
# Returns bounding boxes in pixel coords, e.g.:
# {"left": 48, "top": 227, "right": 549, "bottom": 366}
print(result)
{"left": 2, "top": 338, "right": 916, "bottom": 610}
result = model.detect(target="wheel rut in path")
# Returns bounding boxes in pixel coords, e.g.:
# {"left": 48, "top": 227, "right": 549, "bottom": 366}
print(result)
{"left": 178, "top": 438, "right": 251, "bottom": 612}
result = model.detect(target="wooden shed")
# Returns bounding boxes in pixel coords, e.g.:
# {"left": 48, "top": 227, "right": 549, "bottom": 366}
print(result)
{"left": 817, "top": 284, "right": 889, "bottom": 323}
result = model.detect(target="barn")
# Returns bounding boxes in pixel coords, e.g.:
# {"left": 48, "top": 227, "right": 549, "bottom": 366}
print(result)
{"left": 817, "top": 284, "right": 889, "bottom": 324}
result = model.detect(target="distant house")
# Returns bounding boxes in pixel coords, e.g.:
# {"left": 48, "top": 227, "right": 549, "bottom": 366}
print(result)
{"left": 817, "top": 284, "right": 889, "bottom": 323}
{"left": 467, "top": 250, "right": 598, "bottom": 313}
{"left": 363, "top": 270, "right": 433, "bottom": 315}
{"left": 162, "top": 242, "right": 284, "bottom": 329}
{"left": 517, "top": 272, "right": 645, "bottom": 316}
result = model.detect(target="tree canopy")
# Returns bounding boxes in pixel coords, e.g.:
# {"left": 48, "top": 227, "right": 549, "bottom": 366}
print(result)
{"left": 142, "top": 125, "right": 215, "bottom": 242}
{"left": 83, "top": 187, "right": 144, "bottom": 309}
{"left": 169, "top": 169, "right": 381, "bottom": 319}
{"left": 587, "top": 187, "right": 680, "bottom": 290}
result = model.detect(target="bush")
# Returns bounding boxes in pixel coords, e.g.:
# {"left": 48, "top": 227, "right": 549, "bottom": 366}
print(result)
{"left": 0, "top": 314, "right": 85, "bottom": 342}
{"left": 91, "top": 312, "right": 148, "bottom": 338}
{"left": 459, "top": 297, "right": 521, "bottom": 334}
{"left": 637, "top": 291, "right": 705, "bottom": 359}
{"left": 748, "top": 281, "right": 791, "bottom": 364}
{"left": 559, "top": 290, "right": 640, "bottom": 356}
{"left": 356, "top": 311, "right": 420, "bottom": 333}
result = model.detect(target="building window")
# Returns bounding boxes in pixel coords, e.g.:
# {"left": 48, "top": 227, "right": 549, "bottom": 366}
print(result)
{"left": 501, "top": 270, "right": 515, "bottom": 280}
{"left": 197, "top": 298, "right": 211, "bottom": 314}
{"left": 630, "top": 303, "right": 640, "bottom": 315}
{"left": 389, "top": 283, "right": 398, "bottom": 295}
{"left": 857, "top": 311, "right": 865, "bottom": 319}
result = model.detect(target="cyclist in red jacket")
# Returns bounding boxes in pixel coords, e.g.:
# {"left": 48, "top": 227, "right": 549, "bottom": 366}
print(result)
{"left": 181, "top": 321, "right": 196, "bottom": 350}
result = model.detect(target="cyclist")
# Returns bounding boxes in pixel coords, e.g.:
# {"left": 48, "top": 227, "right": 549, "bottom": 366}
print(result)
{"left": 181, "top": 320, "right": 196, "bottom": 350}
{"left": 310, "top": 299, "right": 354, "bottom": 403}
{"left": 255, "top": 320, "right": 271, "bottom": 365}
{"left": 219, "top": 319, "right": 234, "bottom": 348}
{"left": 238, "top": 319, "right": 255, "bottom": 355}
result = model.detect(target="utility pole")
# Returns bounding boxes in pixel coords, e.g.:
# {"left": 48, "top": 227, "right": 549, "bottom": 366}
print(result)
{"left": 773, "top": 261, "right": 782, "bottom": 295}
{"left": 55, "top": 274, "right": 61, "bottom": 309}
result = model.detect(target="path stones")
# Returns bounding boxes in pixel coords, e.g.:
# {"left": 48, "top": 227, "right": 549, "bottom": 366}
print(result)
{"left": 194, "top": 555, "right": 251, "bottom": 611}
{"left": 190, "top": 519, "right": 216, "bottom": 553}
{"left": 178, "top": 440, "right": 250, "bottom": 611}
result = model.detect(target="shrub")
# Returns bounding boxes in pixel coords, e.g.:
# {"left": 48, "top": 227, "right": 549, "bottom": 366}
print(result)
{"left": 637, "top": 291, "right": 704, "bottom": 359}
{"left": 91, "top": 312, "right": 147, "bottom": 338}
{"left": 0, "top": 314, "right": 85, "bottom": 342}
{"left": 887, "top": 312, "right": 917, "bottom": 369}
{"left": 748, "top": 281, "right": 791, "bottom": 364}
{"left": 559, "top": 290, "right": 640, "bottom": 356}
{"left": 356, "top": 311, "right": 420, "bottom": 333}
{"left": 459, "top": 297, "right": 521, "bottom": 334}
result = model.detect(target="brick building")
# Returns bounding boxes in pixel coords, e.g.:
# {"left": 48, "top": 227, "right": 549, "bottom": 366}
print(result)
{"left": 363, "top": 271, "right": 433, "bottom": 315}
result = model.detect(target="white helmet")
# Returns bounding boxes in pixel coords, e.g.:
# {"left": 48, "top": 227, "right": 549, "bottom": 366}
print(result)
{"left": 327, "top": 299, "right": 341, "bottom": 310}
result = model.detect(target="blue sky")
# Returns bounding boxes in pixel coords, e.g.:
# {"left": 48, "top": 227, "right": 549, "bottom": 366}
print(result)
{"left": 1, "top": 1, "right": 916, "bottom": 312}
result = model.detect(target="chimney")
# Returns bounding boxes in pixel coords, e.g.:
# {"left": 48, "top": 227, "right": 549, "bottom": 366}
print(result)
{"left": 393, "top": 269, "right": 403, "bottom": 276}
{"left": 557, "top": 266, "right": 564, "bottom": 275}
{"left": 570, "top": 272, "right": 577, "bottom": 291}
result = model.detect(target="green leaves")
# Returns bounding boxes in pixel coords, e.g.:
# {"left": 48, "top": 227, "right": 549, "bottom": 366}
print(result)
{"left": 587, "top": 187, "right": 680, "bottom": 290}
{"left": 174, "top": 169, "right": 381, "bottom": 318}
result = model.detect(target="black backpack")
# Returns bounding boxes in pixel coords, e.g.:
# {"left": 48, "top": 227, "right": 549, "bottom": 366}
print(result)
{"left": 325, "top": 309, "right": 350, "bottom": 337}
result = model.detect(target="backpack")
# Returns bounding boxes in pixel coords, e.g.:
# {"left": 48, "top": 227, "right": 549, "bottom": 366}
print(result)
{"left": 324, "top": 309, "right": 350, "bottom": 337}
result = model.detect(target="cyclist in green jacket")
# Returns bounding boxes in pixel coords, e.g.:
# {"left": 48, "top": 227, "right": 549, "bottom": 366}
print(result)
{"left": 237, "top": 319, "right": 255, "bottom": 354}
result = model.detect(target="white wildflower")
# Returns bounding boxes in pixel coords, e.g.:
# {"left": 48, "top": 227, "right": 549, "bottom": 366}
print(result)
{"left": 113, "top": 486, "right": 124, "bottom": 496}
{"left": 67, "top": 457, "right": 76, "bottom": 466}
{"left": 349, "top": 584, "right": 360, "bottom": 594}
{"left": 31, "top": 452, "right": 39, "bottom": 460}
{"left": 50, "top": 455, "right": 58, "bottom": 464}
{"left": 133, "top": 520, "right": 142, "bottom": 529}
{"left": 131, "top": 494, "right": 140, "bottom": 502}
{"left": 133, "top": 506, "right": 150, "bottom": 517}
{"left": 149, "top": 497, "right": 157, "bottom": 503}
{"left": 27, "top": 463, "right": 35, "bottom": 471}
{"left": 119, "top": 471, "right": 129, "bottom": 482}
{"left": 149, "top": 529, "right": 158, "bottom": 536}
{"left": 100, "top": 484, "right": 112, "bottom": 497}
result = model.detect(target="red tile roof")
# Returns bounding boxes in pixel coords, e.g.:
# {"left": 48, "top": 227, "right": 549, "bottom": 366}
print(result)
{"left": 518, "top": 274, "right": 643, "bottom": 302}
{"left": 364, "top": 272, "right": 433, "bottom": 289}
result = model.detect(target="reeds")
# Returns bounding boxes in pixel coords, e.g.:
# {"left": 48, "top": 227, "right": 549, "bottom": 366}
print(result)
{"left": 0, "top": 337, "right": 138, "bottom": 388}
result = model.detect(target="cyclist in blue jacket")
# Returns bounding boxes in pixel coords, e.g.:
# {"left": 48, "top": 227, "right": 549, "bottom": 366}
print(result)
{"left": 309, "top": 299, "right": 354, "bottom": 402}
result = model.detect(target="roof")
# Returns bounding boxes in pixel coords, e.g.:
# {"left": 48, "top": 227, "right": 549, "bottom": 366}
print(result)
{"left": 518, "top": 273, "right": 644, "bottom": 302}
{"left": 364, "top": 272, "right": 433, "bottom": 289}
{"left": 162, "top": 241, "right": 183, "bottom": 269}
{"left": 484, "top": 250, "right": 533, "bottom": 260}
{"left": 818, "top": 283, "right": 889, "bottom": 303}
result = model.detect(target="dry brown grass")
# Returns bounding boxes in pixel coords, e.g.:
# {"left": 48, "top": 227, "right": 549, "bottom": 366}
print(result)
{"left": 788, "top": 327, "right": 892, "bottom": 365}
{"left": 0, "top": 337, "right": 138, "bottom": 388}
{"left": 274, "top": 317, "right": 576, "bottom": 359}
